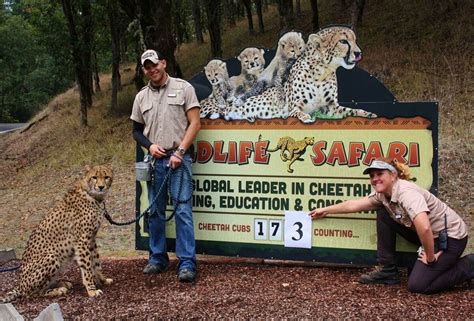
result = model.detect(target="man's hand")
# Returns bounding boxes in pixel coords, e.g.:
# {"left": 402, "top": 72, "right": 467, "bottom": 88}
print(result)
{"left": 168, "top": 153, "right": 182, "bottom": 169}
{"left": 149, "top": 144, "right": 167, "bottom": 159}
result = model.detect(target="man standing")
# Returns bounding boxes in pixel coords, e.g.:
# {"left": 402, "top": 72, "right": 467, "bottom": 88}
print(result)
{"left": 131, "top": 49, "right": 201, "bottom": 282}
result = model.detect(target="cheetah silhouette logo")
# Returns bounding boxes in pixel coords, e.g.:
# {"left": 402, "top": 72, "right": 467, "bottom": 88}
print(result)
{"left": 267, "top": 136, "right": 315, "bottom": 173}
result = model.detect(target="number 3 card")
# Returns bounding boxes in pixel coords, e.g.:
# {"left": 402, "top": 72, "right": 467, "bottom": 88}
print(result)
{"left": 284, "top": 211, "right": 312, "bottom": 249}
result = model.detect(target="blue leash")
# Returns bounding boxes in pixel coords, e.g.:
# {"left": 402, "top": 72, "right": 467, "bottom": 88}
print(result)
{"left": 103, "top": 159, "right": 193, "bottom": 225}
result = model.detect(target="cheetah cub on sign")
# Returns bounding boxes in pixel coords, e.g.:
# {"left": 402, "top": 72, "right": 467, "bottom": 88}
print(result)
{"left": 234, "top": 31, "right": 305, "bottom": 106}
{"left": 1, "top": 165, "right": 113, "bottom": 302}
{"left": 200, "top": 59, "right": 233, "bottom": 119}
{"left": 258, "top": 32, "right": 305, "bottom": 88}
{"left": 230, "top": 47, "right": 265, "bottom": 98}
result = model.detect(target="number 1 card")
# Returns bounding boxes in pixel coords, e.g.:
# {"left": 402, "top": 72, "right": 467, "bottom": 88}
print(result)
{"left": 284, "top": 211, "right": 312, "bottom": 249}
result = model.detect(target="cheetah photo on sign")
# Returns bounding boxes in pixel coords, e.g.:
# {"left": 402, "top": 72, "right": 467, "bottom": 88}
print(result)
{"left": 199, "top": 26, "right": 376, "bottom": 122}
{"left": 1, "top": 165, "right": 114, "bottom": 302}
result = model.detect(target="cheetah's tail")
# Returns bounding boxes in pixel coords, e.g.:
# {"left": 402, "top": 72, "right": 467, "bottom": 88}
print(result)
{"left": 266, "top": 144, "right": 280, "bottom": 153}
{"left": 1, "top": 289, "right": 21, "bottom": 303}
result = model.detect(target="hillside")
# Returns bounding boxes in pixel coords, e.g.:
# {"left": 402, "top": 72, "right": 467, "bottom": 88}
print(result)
{"left": 0, "top": 1, "right": 472, "bottom": 257}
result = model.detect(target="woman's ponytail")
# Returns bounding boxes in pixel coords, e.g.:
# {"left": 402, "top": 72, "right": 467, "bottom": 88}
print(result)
{"left": 377, "top": 157, "right": 413, "bottom": 181}
{"left": 392, "top": 160, "right": 412, "bottom": 180}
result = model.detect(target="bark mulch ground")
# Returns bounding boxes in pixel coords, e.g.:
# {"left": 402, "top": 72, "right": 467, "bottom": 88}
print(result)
{"left": 1, "top": 257, "right": 472, "bottom": 319}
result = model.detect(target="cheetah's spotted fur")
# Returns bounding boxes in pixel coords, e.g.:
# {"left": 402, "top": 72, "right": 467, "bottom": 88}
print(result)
{"left": 1, "top": 165, "right": 113, "bottom": 302}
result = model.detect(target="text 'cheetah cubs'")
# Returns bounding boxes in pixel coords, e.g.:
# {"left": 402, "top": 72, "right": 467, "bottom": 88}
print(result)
{"left": 1, "top": 165, "right": 113, "bottom": 303}
{"left": 286, "top": 26, "right": 377, "bottom": 122}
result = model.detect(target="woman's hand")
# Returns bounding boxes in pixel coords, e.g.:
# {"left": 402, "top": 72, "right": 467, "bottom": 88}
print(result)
{"left": 418, "top": 248, "right": 443, "bottom": 265}
{"left": 309, "top": 208, "right": 328, "bottom": 220}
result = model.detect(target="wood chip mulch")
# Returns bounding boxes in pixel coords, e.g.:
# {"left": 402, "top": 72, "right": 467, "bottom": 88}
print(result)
{"left": 1, "top": 258, "right": 472, "bottom": 319}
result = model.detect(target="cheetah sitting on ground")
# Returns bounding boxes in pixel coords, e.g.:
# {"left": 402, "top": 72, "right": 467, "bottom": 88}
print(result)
{"left": 286, "top": 26, "right": 377, "bottom": 122}
{"left": 1, "top": 165, "right": 113, "bottom": 302}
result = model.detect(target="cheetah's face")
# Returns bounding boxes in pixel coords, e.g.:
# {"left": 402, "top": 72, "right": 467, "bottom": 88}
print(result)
{"left": 308, "top": 27, "right": 362, "bottom": 70}
{"left": 304, "top": 137, "right": 315, "bottom": 145}
{"left": 83, "top": 165, "right": 113, "bottom": 201}
{"left": 238, "top": 47, "right": 265, "bottom": 75}
{"left": 331, "top": 30, "right": 362, "bottom": 69}
{"left": 279, "top": 31, "right": 305, "bottom": 60}
{"left": 204, "top": 59, "right": 229, "bottom": 86}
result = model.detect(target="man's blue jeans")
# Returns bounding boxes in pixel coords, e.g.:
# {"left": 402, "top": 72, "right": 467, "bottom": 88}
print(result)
{"left": 147, "top": 154, "right": 196, "bottom": 272}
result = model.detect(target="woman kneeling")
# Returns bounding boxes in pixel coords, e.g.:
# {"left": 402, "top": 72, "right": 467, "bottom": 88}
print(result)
{"left": 309, "top": 158, "right": 473, "bottom": 294}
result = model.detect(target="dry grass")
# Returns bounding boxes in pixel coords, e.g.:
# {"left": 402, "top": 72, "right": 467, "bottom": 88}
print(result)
{"left": 0, "top": 1, "right": 472, "bottom": 256}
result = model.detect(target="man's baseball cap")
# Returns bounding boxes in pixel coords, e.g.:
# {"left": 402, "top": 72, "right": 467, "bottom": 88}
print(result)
{"left": 362, "top": 160, "right": 397, "bottom": 175}
{"left": 141, "top": 49, "right": 161, "bottom": 65}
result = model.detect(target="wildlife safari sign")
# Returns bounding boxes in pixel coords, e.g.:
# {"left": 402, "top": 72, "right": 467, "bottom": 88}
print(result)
{"left": 135, "top": 26, "right": 438, "bottom": 265}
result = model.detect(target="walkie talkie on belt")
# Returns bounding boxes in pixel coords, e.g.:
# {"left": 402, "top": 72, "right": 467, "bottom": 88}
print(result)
{"left": 438, "top": 213, "right": 448, "bottom": 251}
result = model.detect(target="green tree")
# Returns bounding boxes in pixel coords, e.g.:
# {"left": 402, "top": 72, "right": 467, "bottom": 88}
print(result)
{"left": 0, "top": 15, "right": 37, "bottom": 122}
{"left": 0, "top": 0, "right": 74, "bottom": 122}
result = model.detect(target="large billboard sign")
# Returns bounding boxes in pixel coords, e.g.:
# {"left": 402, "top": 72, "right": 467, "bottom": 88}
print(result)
{"left": 135, "top": 26, "right": 438, "bottom": 266}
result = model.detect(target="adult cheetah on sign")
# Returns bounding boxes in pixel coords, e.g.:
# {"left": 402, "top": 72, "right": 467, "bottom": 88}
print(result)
{"left": 1, "top": 165, "right": 113, "bottom": 302}
{"left": 286, "top": 26, "right": 377, "bottom": 122}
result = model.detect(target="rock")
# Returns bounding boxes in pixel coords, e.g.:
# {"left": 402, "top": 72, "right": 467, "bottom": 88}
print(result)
{"left": 0, "top": 249, "right": 16, "bottom": 264}
{"left": 33, "top": 303, "right": 64, "bottom": 321}
{"left": 0, "top": 303, "right": 24, "bottom": 321}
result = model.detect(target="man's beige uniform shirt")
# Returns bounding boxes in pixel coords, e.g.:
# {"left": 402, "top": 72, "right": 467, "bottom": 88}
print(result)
{"left": 368, "top": 179, "right": 467, "bottom": 239}
{"left": 130, "top": 76, "right": 200, "bottom": 150}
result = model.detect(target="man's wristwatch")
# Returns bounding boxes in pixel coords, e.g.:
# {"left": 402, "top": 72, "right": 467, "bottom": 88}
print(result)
{"left": 176, "top": 147, "right": 186, "bottom": 156}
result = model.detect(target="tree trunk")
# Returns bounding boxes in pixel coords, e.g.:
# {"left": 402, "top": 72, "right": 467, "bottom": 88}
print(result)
{"left": 236, "top": 1, "right": 245, "bottom": 18}
{"left": 295, "top": 0, "right": 301, "bottom": 16}
{"left": 277, "top": 0, "right": 294, "bottom": 32}
{"left": 191, "top": 0, "right": 204, "bottom": 43}
{"left": 81, "top": 0, "right": 94, "bottom": 106}
{"left": 225, "top": 0, "right": 237, "bottom": 27}
{"left": 255, "top": 0, "right": 264, "bottom": 33}
{"left": 173, "top": 0, "right": 187, "bottom": 46}
{"left": 108, "top": 0, "right": 121, "bottom": 114}
{"left": 288, "top": 0, "right": 294, "bottom": 20}
{"left": 351, "top": 0, "right": 365, "bottom": 31}
{"left": 143, "top": 1, "right": 182, "bottom": 77}
{"left": 204, "top": 0, "right": 223, "bottom": 57}
{"left": 60, "top": 0, "right": 93, "bottom": 127}
{"left": 119, "top": 0, "right": 182, "bottom": 79}
{"left": 241, "top": 0, "right": 254, "bottom": 35}
{"left": 310, "top": 0, "right": 319, "bottom": 31}
{"left": 93, "top": 52, "right": 101, "bottom": 93}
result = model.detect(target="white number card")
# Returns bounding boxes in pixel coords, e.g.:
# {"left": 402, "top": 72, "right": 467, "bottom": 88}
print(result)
{"left": 284, "top": 211, "right": 312, "bottom": 248}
